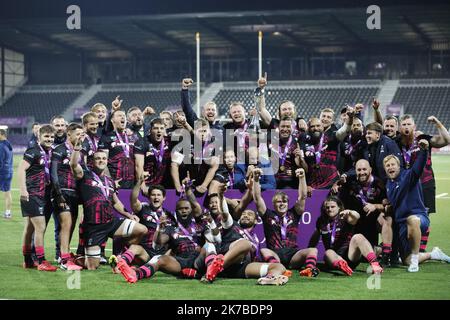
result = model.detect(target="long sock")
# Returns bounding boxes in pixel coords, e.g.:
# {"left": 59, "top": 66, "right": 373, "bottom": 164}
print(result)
{"left": 366, "top": 252, "right": 377, "bottom": 264}
{"left": 76, "top": 225, "right": 85, "bottom": 255}
{"left": 305, "top": 255, "right": 317, "bottom": 269}
{"left": 35, "top": 246, "right": 45, "bottom": 264}
{"left": 136, "top": 264, "right": 155, "bottom": 280}
{"left": 382, "top": 243, "right": 392, "bottom": 255}
{"left": 22, "top": 245, "right": 33, "bottom": 265}
{"left": 100, "top": 242, "right": 106, "bottom": 255}
{"left": 121, "top": 249, "right": 135, "bottom": 265}
{"left": 420, "top": 228, "right": 430, "bottom": 253}
{"left": 263, "top": 255, "right": 280, "bottom": 264}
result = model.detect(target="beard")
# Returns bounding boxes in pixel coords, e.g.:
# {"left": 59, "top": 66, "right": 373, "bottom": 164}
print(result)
{"left": 239, "top": 221, "right": 253, "bottom": 228}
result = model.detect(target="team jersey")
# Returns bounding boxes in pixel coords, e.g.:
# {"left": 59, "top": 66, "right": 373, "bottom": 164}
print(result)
{"left": 81, "top": 133, "right": 100, "bottom": 170}
{"left": 143, "top": 136, "right": 172, "bottom": 187}
{"left": 164, "top": 224, "right": 200, "bottom": 256}
{"left": 339, "top": 134, "right": 367, "bottom": 173}
{"left": 51, "top": 143, "right": 78, "bottom": 192}
{"left": 172, "top": 140, "right": 217, "bottom": 188}
{"left": 272, "top": 135, "right": 299, "bottom": 186}
{"left": 302, "top": 129, "right": 340, "bottom": 189}
{"left": 136, "top": 203, "right": 173, "bottom": 250}
{"left": 98, "top": 130, "right": 145, "bottom": 188}
{"left": 77, "top": 169, "right": 116, "bottom": 224}
{"left": 262, "top": 208, "right": 300, "bottom": 250}
{"left": 340, "top": 174, "right": 386, "bottom": 211}
{"left": 316, "top": 215, "right": 354, "bottom": 253}
{"left": 396, "top": 134, "right": 435, "bottom": 186}
{"left": 23, "top": 145, "right": 53, "bottom": 197}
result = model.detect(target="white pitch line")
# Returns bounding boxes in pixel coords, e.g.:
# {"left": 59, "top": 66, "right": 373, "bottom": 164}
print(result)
{"left": 436, "top": 193, "right": 449, "bottom": 199}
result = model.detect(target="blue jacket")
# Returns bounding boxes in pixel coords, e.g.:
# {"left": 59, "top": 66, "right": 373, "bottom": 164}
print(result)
{"left": 363, "top": 135, "right": 403, "bottom": 181}
{"left": 0, "top": 140, "right": 13, "bottom": 176}
{"left": 386, "top": 149, "right": 428, "bottom": 223}
{"left": 235, "top": 161, "right": 276, "bottom": 192}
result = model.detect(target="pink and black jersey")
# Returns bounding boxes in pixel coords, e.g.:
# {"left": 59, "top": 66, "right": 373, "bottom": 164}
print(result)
{"left": 273, "top": 136, "right": 299, "bottom": 188}
{"left": 262, "top": 208, "right": 300, "bottom": 250}
{"left": 51, "top": 143, "right": 78, "bottom": 193}
{"left": 397, "top": 134, "right": 434, "bottom": 186}
{"left": 98, "top": 130, "right": 145, "bottom": 189}
{"left": 143, "top": 137, "right": 172, "bottom": 187}
{"left": 23, "top": 145, "right": 52, "bottom": 197}
{"left": 77, "top": 169, "right": 116, "bottom": 224}
{"left": 136, "top": 203, "right": 173, "bottom": 250}
{"left": 81, "top": 133, "right": 100, "bottom": 170}
{"left": 165, "top": 224, "right": 200, "bottom": 256}
{"left": 316, "top": 216, "right": 354, "bottom": 254}
{"left": 302, "top": 130, "right": 340, "bottom": 189}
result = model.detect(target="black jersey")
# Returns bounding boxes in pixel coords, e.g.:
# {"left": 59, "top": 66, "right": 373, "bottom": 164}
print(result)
{"left": 23, "top": 145, "right": 52, "bottom": 197}
{"left": 136, "top": 203, "right": 173, "bottom": 249}
{"left": 263, "top": 208, "right": 300, "bottom": 250}
{"left": 81, "top": 133, "right": 100, "bottom": 170}
{"left": 51, "top": 143, "right": 77, "bottom": 193}
{"left": 77, "top": 169, "right": 116, "bottom": 224}
{"left": 316, "top": 215, "right": 354, "bottom": 253}
{"left": 98, "top": 130, "right": 145, "bottom": 188}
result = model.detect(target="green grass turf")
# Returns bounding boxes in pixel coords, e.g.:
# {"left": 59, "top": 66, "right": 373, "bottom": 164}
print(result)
{"left": 0, "top": 155, "right": 449, "bottom": 300}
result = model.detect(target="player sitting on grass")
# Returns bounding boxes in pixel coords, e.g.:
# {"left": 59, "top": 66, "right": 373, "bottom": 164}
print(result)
{"left": 383, "top": 139, "right": 450, "bottom": 272}
{"left": 310, "top": 196, "right": 383, "bottom": 276}
{"left": 253, "top": 167, "right": 320, "bottom": 277}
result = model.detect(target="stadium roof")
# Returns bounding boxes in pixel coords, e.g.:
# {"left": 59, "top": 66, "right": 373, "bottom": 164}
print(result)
{"left": 1, "top": 2, "right": 449, "bottom": 59}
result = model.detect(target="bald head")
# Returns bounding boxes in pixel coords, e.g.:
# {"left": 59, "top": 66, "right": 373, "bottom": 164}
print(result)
{"left": 355, "top": 159, "right": 372, "bottom": 184}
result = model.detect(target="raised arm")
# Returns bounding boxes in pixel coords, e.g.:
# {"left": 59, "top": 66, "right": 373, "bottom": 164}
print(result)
{"left": 70, "top": 136, "right": 84, "bottom": 180}
{"left": 428, "top": 116, "right": 450, "bottom": 148}
{"left": 181, "top": 78, "right": 198, "bottom": 128}
{"left": 231, "top": 174, "right": 255, "bottom": 219}
{"left": 372, "top": 99, "right": 383, "bottom": 125}
{"left": 252, "top": 168, "right": 267, "bottom": 216}
{"left": 294, "top": 168, "right": 307, "bottom": 215}
{"left": 130, "top": 174, "right": 144, "bottom": 214}
{"left": 256, "top": 73, "right": 272, "bottom": 127}
{"left": 196, "top": 156, "right": 219, "bottom": 194}
{"left": 336, "top": 107, "right": 353, "bottom": 142}
{"left": 153, "top": 214, "right": 170, "bottom": 247}
{"left": 183, "top": 172, "right": 202, "bottom": 218}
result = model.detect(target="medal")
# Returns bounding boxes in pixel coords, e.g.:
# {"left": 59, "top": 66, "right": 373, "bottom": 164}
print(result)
{"left": 279, "top": 165, "right": 285, "bottom": 172}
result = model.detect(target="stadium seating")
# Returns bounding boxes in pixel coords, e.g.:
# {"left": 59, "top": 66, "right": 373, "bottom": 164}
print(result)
{"left": 213, "top": 83, "right": 380, "bottom": 121}
{"left": 392, "top": 85, "right": 450, "bottom": 134}
{"left": 85, "top": 88, "right": 197, "bottom": 114}
{"left": 0, "top": 89, "right": 82, "bottom": 123}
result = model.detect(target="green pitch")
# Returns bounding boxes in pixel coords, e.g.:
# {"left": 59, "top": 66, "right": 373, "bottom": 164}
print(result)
{"left": 0, "top": 155, "right": 449, "bottom": 300}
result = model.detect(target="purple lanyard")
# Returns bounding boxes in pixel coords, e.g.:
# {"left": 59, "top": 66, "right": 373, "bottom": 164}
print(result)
{"left": 228, "top": 170, "right": 235, "bottom": 187}
{"left": 275, "top": 214, "right": 288, "bottom": 240}
{"left": 179, "top": 179, "right": 194, "bottom": 198}
{"left": 357, "top": 175, "right": 374, "bottom": 206}
{"left": 235, "top": 122, "right": 249, "bottom": 148}
{"left": 86, "top": 134, "right": 98, "bottom": 153}
{"left": 38, "top": 145, "right": 51, "bottom": 183}
{"left": 402, "top": 142, "right": 416, "bottom": 166}
{"left": 243, "top": 228, "right": 260, "bottom": 257}
{"left": 314, "top": 134, "right": 325, "bottom": 165}
{"left": 329, "top": 218, "right": 338, "bottom": 246}
{"left": 92, "top": 172, "right": 110, "bottom": 199}
{"left": 152, "top": 139, "right": 165, "bottom": 165}
{"left": 149, "top": 208, "right": 164, "bottom": 224}
{"left": 279, "top": 135, "right": 293, "bottom": 167}
{"left": 345, "top": 134, "right": 361, "bottom": 155}
{"left": 115, "top": 131, "right": 130, "bottom": 158}
{"left": 176, "top": 216, "right": 197, "bottom": 240}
